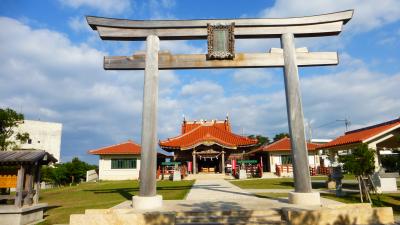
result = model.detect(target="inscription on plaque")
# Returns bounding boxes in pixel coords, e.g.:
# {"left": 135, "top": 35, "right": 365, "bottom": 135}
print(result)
{"left": 207, "top": 23, "right": 235, "bottom": 60}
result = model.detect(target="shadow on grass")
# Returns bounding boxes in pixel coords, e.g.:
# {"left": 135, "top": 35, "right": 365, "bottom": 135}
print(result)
{"left": 42, "top": 205, "right": 61, "bottom": 219}
{"left": 83, "top": 185, "right": 193, "bottom": 200}
{"left": 278, "top": 181, "right": 327, "bottom": 189}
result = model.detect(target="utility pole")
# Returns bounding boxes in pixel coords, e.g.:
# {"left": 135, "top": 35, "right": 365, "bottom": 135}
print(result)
{"left": 337, "top": 117, "right": 351, "bottom": 132}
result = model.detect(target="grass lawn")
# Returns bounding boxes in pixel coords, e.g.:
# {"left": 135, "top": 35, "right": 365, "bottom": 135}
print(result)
{"left": 321, "top": 192, "right": 400, "bottom": 215}
{"left": 254, "top": 192, "right": 289, "bottom": 199}
{"left": 310, "top": 174, "right": 356, "bottom": 180}
{"left": 230, "top": 178, "right": 295, "bottom": 189}
{"left": 230, "top": 178, "right": 329, "bottom": 189}
{"left": 38, "top": 180, "right": 194, "bottom": 225}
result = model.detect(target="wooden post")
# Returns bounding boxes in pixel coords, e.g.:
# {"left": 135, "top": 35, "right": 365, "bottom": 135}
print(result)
{"left": 192, "top": 151, "right": 196, "bottom": 174}
{"left": 221, "top": 151, "right": 225, "bottom": 174}
{"left": 33, "top": 164, "right": 41, "bottom": 204}
{"left": 24, "top": 165, "right": 34, "bottom": 205}
{"left": 15, "top": 165, "right": 25, "bottom": 208}
{"left": 139, "top": 35, "right": 160, "bottom": 197}
{"left": 281, "top": 33, "right": 312, "bottom": 193}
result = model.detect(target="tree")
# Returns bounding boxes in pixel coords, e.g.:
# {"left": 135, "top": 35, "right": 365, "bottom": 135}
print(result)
{"left": 248, "top": 135, "right": 270, "bottom": 146}
{"left": 41, "top": 157, "right": 98, "bottom": 185}
{"left": 0, "top": 108, "right": 30, "bottom": 151}
{"left": 273, "top": 133, "right": 290, "bottom": 142}
{"left": 340, "top": 143, "right": 376, "bottom": 203}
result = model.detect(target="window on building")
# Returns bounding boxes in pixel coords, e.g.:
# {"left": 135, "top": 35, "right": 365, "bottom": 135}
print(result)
{"left": 28, "top": 139, "right": 32, "bottom": 144}
{"left": 281, "top": 155, "right": 292, "bottom": 165}
{"left": 111, "top": 158, "right": 137, "bottom": 169}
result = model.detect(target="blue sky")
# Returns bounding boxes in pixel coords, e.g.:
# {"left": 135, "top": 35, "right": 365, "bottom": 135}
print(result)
{"left": 1, "top": 0, "right": 399, "bottom": 164}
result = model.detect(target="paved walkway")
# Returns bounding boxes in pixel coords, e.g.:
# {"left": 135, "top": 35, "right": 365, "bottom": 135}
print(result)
{"left": 184, "top": 178, "right": 343, "bottom": 206}
{"left": 113, "top": 178, "right": 344, "bottom": 213}
{"left": 185, "top": 178, "right": 260, "bottom": 201}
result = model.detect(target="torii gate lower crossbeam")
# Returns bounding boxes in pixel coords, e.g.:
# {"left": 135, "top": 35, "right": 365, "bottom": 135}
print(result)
{"left": 87, "top": 10, "right": 353, "bottom": 209}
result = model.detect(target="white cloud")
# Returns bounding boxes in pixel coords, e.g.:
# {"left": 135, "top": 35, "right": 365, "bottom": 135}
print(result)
{"left": 261, "top": 0, "right": 400, "bottom": 33}
{"left": 148, "top": 0, "right": 176, "bottom": 19}
{"left": 59, "top": 0, "right": 131, "bottom": 15}
{"left": 68, "top": 16, "right": 91, "bottom": 33}
{"left": 160, "top": 41, "right": 205, "bottom": 54}
{"left": 0, "top": 17, "right": 182, "bottom": 162}
{"left": 233, "top": 69, "right": 276, "bottom": 86}
{"left": 237, "top": 0, "right": 400, "bottom": 53}
{"left": 181, "top": 80, "right": 224, "bottom": 97}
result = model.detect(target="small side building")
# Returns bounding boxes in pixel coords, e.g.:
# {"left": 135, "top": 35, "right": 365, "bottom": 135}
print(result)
{"left": 319, "top": 117, "right": 400, "bottom": 192}
{"left": 89, "top": 140, "right": 141, "bottom": 180}
{"left": 250, "top": 137, "right": 320, "bottom": 174}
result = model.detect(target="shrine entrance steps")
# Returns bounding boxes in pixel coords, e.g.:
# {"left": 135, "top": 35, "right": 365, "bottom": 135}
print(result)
{"left": 174, "top": 209, "right": 285, "bottom": 225}
{"left": 185, "top": 173, "right": 232, "bottom": 180}
{"left": 69, "top": 208, "right": 287, "bottom": 225}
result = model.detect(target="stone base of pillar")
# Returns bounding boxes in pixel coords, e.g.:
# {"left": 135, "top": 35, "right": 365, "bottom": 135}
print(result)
{"left": 288, "top": 192, "right": 320, "bottom": 205}
{"left": 132, "top": 195, "right": 163, "bottom": 210}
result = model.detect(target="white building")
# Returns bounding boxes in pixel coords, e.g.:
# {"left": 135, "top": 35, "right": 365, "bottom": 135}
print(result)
{"left": 250, "top": 137, "right": 321, "bottom": 175}
{"left": 89, "top": 140, "right": 141, "bottom": 180}
{"left": 15, "top": 120, "right": 62, "bottom": 162}
{"left": 319, "top": 118, "right": 400, "bottom": 192}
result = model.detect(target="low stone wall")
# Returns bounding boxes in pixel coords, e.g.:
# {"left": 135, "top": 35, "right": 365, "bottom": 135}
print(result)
{"left": 70, "top": 209, "right": 175, "bottom": 225}
{"left": 283, "top": 203, "right": 394, "bottom": 225}
{"left": 0, "top": 203, "right": 47, "bottom": 225}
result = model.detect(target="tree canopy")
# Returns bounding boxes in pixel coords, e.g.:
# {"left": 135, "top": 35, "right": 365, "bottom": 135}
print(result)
{"left": 248, "top": 135, "right": 270, "bottom": 146}
{"left": 273, "top": 133, "right": 290, "bottom": 142}
{"left": 41, "top": 157, "right": 98, "bottom": 185}
{"left": 339, "top": 143, "right": 375, "bottom": 176}
{"left": 0, "top": 108, "right": 29, "bottom": 151}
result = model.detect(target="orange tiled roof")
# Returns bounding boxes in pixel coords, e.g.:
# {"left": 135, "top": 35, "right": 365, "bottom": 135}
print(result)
{"left": 88, "top": 140, "right": 141, "bottom": 155}
{"left": 160, "top": 120, "right": 257, "bottom": 150}
{"left": 319, "top": 118, "right": 400, "bottom": 149}
{"left": 181, "top": 119, "right": 231, "bottom": 134}
{"left": 260, "top": 137, "right": 319, "bottom": 152}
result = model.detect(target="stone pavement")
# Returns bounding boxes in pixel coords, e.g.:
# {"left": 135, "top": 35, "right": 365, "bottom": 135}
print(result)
{"left": 185, "top": 178, "right": 343, "bottom": 206}
{"left": 112, "top": 178, "right": 343, "bottom": 212}
{"left": 185, "top": 178, "right": 260, "bottom": 201}
{"left": 70, "top": 178, "right": 395, "bottom": 225}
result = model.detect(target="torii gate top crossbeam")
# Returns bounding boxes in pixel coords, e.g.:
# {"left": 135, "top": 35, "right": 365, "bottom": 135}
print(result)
{"left": 87, "top": 10, "right": 353, "bottom": 41}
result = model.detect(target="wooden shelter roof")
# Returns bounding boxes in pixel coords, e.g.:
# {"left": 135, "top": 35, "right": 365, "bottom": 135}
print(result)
{"left": 159, "top": 119, "right": 258, "bottom": 150}
{"left": 318, "top": 118, "right": 400, "bottom": 149}
{"left": 0, "top": 150, "right": 57, "bottom": 165}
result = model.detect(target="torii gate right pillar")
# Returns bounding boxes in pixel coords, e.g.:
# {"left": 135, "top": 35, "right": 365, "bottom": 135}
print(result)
{"left": 281, "top": 33, "right": 320, "bottom": 204}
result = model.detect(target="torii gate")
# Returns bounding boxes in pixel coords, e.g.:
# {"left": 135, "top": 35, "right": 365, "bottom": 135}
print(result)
{"left": 87, "top": 10, "right": 353, "bottom": 209}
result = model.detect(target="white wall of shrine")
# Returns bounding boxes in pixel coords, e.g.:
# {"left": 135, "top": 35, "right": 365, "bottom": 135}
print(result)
{"left": 268, "top": 151, "right": 320, "bottom": 173}
{"left": 98, "top": 155, "right": 141, "bottom": 180}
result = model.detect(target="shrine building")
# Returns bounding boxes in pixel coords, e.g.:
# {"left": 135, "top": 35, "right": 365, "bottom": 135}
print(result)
{"left": 159, "top": 117, "right": 258, "bottom": 174}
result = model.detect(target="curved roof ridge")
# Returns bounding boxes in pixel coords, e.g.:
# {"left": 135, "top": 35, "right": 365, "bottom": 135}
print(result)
{"left": 159, "top": 122, "right": 257, "bottom": 149}
{"left": 211, "top": 124, "right": 254, "bottom": 141}
{"left": 159, "top": 124, "right": 203, "bottom": 143}
{"left": 183, "top": 127, "right": 237, "bottom": 148}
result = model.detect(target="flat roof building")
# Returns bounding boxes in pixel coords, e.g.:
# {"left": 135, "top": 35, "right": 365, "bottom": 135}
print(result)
{"left": 14, "top": 120, "right": 62, "bottom": 162}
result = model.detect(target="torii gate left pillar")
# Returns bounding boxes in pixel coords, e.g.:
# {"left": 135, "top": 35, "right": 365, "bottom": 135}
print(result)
{"left": 132, "top": 35, "right": 163, "bottom": 209}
